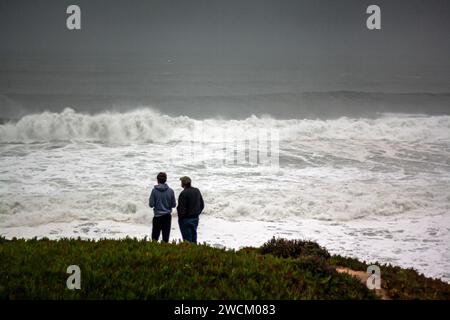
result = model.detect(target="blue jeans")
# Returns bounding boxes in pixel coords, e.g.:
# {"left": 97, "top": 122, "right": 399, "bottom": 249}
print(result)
{"left": 178, "top": 217, "right": 199, "bottom": 243}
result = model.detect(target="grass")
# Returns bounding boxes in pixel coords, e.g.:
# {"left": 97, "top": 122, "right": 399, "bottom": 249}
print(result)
{"left": 329, "top": 255, "right": 450, "bottom": 299}
{"left": 0, "top": 237, "right": 448, "bottom": 300}
{"left": 259, "top": 238, "right": 450, "bottom": 300}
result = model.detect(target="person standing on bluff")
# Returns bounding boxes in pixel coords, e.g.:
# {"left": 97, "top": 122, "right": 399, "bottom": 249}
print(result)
{"left": 149, "top": 172, "right": 176, "bottom": 242}
{"left": 177, "top": 176, "right": 204, "bottom": 244}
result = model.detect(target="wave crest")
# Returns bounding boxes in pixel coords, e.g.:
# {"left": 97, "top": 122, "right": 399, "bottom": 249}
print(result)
{"left": 1, "top": 107, "right": 449, "bottom": 143}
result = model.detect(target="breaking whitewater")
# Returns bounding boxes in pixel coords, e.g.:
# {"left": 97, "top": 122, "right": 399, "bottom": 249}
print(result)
{"left": 1, "top": 108, "right": 449, "bottom": 282}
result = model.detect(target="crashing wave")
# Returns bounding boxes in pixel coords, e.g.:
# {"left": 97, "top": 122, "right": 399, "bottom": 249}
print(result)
{"left": 0, "top": 107, "right": 449, "bottom": 143}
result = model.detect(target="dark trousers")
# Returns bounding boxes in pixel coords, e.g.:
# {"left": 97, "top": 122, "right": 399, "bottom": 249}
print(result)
{"left": 178, "top": 217, "right": 199, "bottom": 243}
{"left": 152, "top": 214, "right": 172, "bottom": 242}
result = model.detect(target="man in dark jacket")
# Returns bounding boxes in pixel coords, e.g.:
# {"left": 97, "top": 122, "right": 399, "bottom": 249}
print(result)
{"left": 149, "top": 172, "right": 176, "bottom": 242}
{"left": 177, "top": 176, "right": 204, "bottom": 243}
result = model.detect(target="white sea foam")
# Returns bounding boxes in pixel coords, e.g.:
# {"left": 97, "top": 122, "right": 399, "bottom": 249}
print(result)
{"left": 1, "top": 108, "right": 449, "bottom": 143}
{"left": 1, "top": 108, "right": 449, "bottom": 281}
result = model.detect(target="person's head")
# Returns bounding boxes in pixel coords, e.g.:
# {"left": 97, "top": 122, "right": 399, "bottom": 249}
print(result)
{"left": 180, "top": 176, "right": 191, "bottom": 189}
{"left": 157, "top": 172, "right": 167, "bottom": 184}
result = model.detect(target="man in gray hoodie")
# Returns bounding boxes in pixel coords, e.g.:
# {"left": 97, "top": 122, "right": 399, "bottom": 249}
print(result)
{"left": 149, "top": 172, "right": 176, "bottom": 242}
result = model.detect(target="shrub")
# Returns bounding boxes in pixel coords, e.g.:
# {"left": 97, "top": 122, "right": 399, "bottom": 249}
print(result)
{"left": 1, "top": 237, "right": 449, "bottom": 300}
{"left": 0, "top": 237, "right": 373, "bottom": 300}
{"left": 329, "top": 254, "right": 450, "bottom": 299}
{"left": 259, "top": 237, "right": 331, "bottom": 260}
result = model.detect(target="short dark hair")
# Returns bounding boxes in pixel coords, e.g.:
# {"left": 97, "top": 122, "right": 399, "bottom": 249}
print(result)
{"left": 180, "top": 176, "right": 191, "bottom": 188}
{"left": 157, "top": 172, "right": 167, "bottom": 184}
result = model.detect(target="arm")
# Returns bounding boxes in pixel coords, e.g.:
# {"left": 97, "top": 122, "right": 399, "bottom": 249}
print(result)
{"left": 177, "top": 192, "right": 187, "bottom": 218}
{"left": 199, "top": 190, "right": 204, "bottom": 213}
{"left": 171, "top": 189, "right": 176, "bottom": 208}
{"left": 149, "top": 189, "right": 155, "bottom": 208}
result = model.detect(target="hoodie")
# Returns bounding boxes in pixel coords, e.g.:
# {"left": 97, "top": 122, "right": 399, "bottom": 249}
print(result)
{"left": 149, "top": 183, "right": 176, "bottom": 217}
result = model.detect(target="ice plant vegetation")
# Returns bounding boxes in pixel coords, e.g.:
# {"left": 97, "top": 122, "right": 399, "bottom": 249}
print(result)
{"left": 1, "top": 237, "right": 449, "bottom": 300}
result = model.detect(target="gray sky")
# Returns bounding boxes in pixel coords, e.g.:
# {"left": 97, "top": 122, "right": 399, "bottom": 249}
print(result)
{"left": 1, "top": 0, "right": 449, "bottom": 66}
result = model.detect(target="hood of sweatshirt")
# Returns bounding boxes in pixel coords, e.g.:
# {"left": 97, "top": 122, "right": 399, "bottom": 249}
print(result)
{"left": 154, "top": 183, "right": 169, "bottom": 192}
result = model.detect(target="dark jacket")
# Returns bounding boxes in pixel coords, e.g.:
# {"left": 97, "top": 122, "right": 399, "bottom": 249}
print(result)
{"left": 177, "top": 187, "right": 204, "bottom": 220}
{"left": 149, "top": 183, "right": 176, "bottom": 217}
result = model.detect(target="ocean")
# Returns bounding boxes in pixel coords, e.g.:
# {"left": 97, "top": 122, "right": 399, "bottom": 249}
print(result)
{"left": 0, "top": 107, "right": 449, "bottom": 282}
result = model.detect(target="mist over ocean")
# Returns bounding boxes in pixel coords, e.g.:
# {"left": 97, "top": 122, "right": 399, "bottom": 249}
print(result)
{"left": 2, "top": 56, "right": 450, "bottom": 120}
{"left": 1, "top": 0, "right": 450, "bottom": 283}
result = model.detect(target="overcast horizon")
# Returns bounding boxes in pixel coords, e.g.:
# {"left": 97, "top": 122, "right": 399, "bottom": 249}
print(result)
{"left": 1, "top": 0, "right": 450, "bottom": 118}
